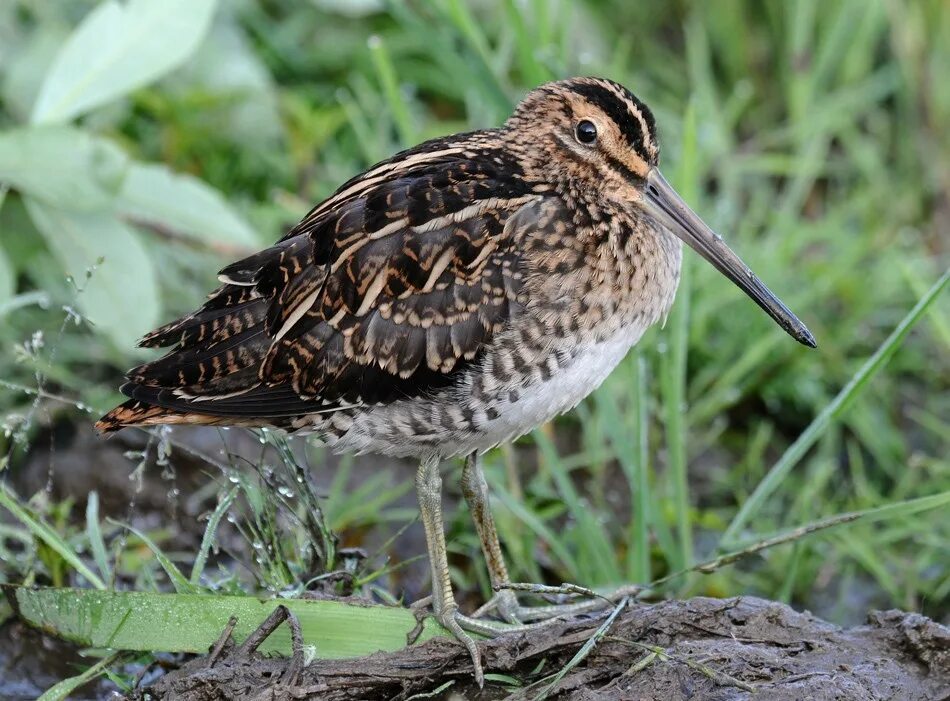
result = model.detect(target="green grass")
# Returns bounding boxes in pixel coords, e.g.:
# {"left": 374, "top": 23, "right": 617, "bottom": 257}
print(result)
{"left": 0, "top": 0, "right": 948, "bottom": 696}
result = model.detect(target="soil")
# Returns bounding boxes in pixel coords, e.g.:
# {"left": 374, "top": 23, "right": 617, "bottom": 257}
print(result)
{"left": 3, "top": 425, "right": 948, "bottom": 699}
{"left": 133, "top": 595, "right": 949, "bottom": 700}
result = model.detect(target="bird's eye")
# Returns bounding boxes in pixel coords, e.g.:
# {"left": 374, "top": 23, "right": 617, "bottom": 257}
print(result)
{"left": 575, "top": 120, "right": 597, "bottom": 145}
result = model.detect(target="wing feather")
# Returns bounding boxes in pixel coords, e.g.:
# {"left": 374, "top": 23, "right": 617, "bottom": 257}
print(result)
{"left": 98, "top": 135, "right": 546, "bottom": 432}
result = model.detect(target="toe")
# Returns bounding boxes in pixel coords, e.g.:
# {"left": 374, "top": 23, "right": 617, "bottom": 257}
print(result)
{"left": 496, "top": 592, "right": 523, "bottom": 625}
{"left": 439, "top": 608, "right": 485, "bottom": 686}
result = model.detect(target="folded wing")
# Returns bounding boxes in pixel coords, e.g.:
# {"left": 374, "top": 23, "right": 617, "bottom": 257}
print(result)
{"left": 97, "top": 140, "right": 542, "bottom": 431}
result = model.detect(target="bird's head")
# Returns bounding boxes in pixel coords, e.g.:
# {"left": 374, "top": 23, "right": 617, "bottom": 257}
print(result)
{"left": 507, "top": 77, "right": 816, "bottom": 348}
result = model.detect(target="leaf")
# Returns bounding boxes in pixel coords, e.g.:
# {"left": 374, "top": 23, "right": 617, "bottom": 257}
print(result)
{"left": 37, "top": 652, "right": 122, "bottom": 701}
{"left": 24, "top": 198, "right": 160, "bottom": 348}
{"left": 110, "top": 519, "right": 201, "bottom": 595}
{"left": 0, "top": 25, "right": 67, "bottom": 122}
{"left": 190, "top": 486, "right": 239, "bottom": 586}
{"left": 0, "top": 243, "right": 13, "bottom": 305}
{"left": 5, "top": 586, "right": 447, "bottom": 658}
{"left": 0, "top": 125, "right": 128, "bottom": 211}
{"left": 85, "top": 493, "right": 113, "bottom": 586}
{"left": 31, "top": 0, "right": 219, "bottom": 124}
{"left": 0, "top": 483, "right": 106, "bottom": 591}
{"left": 119, "top": 163, "right": 258, "bottom": 249}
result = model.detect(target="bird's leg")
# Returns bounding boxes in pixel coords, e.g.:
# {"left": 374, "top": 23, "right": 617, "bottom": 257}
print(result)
{"left": 460, "top": 452, "right": 521, "bottom": 624}
{"left": 462, "top": 452, "right": 640, "bottom": 623}
{"left": 415, "top": 453, "right": 485, "bottom": 685}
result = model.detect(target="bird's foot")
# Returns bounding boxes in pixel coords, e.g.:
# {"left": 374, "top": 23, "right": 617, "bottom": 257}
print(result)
{"left": 413, "top": 599, "right": 564, "bottom": 687}
{"left": 470, "top": 587, "right": 525, "bottom": 623}
{"left": 435, "top": 605, "right": 485, "bottom": 687}
{"left": 472, "top": 582, "right": 645, "bottom": 623}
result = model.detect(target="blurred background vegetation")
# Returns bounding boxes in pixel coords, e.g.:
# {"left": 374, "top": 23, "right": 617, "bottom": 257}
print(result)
{"left": 0, "top": 0, "right": 948, "bottom": 695}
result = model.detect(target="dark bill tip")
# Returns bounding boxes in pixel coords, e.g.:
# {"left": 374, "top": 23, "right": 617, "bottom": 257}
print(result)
{"left": 642, "top": 168, "right": 817, "bottom": 349}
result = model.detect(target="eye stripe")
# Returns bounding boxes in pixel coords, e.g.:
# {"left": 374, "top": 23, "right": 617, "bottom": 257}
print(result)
{"left": 568, "top": 80, "right": 658, "bottom": 163}
{"left": 604, "top": 154, "right": 643, "bottom": 184}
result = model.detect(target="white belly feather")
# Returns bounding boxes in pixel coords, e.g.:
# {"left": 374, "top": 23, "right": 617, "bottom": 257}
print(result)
{"left": 326, "top": 326, "right": 645, "bottom": 458}
{"left": 465, "top": 332, "right": 640, "bottom": 453}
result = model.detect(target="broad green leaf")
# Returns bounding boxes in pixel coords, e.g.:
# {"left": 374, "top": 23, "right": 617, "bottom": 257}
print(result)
{"left": 5, "top": 586, "right": 447, "bottom": 658}
{"left": 0, "top": 126, "right": 128, "bottom": 211}
{"left": 31, "top": 0, "right": 219, "bottom": 124}
{"left": 1, "top": 26, "right": 67, "bottom": 122}
{"left": 119, "top": 163, "right": 258, "bottom": 249}
{"left": 24, "top": 198, "right": 160, "bottom": 348}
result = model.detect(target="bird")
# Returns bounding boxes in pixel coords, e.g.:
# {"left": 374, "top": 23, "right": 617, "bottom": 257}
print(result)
{"left": 97, "top": 76, "right": 816, "bottom": 684}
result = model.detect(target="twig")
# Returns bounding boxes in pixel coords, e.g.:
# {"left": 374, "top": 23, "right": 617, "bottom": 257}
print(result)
{"left": 208, "top": 615, "right": 238, "bottom": 666}
{"left": 648, "top": 511, "right": 862, "bottom": 590}
{"left": 282, "top": 607, "right": 305, "bottom": 685}
{"left": 606, "top": 636, "right": 755, "bottom": 693}
{"left": 499, "top": 581, "right": 602, "bottom": 601}
{"left": 534, "top": 596, "right": 629, "bottom": 701}
{"left": 237, "top": 604, "right": 306, "bottom": 685}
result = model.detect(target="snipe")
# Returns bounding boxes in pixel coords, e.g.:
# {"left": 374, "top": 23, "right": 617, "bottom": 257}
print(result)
{"left": 98, "top": 77, "right": 815, "bottom": 684}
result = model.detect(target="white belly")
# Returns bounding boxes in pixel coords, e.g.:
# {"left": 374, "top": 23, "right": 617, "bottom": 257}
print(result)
{"left": 465, "top": 333, "right": 639, "bottom": 453}
{"left": 325, "top": 330, "right": 643, "bottom": 458}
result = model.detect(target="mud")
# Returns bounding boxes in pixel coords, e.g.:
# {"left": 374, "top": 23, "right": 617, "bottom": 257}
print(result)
{"left": 133, "top": 595, "right": 949, "bottom": 700}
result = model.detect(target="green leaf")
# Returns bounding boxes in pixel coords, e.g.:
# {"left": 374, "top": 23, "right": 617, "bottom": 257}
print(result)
{"left": 109, "top": 520, "right": 200, "bottom": 595}
{"left": 85, "top": 493, "right": 113, "bottom": 586}
{"left": 0, "top": 25, "right": 67, "bottom": 122}
{"left": 6, "top": 586, "right": 446, "bottom": 657}
{"left": 37, "top": 652, "right": 122, "bottom": 701}
{"left": 190, "top": 486, "right": 239, "bottom": 586}
{"left": 0, "top": 483, "right": 107, "bottom": 591}
{"left": 119, "top": 163, "right": 258, "bottom": 249}
{"left": 31, "top": 0, "right": 219, "bottom": 124}
{"left": 0, "top": 126, "right": 128, "bottom": 211}
{"left": 24, "top": 198, "right": 160, "bottom": 348}
{"left": 170, "top": 16, "right": 283, "bottom": 145}
{"left": 0, "top": 243, "right": 13, "bottom": 305}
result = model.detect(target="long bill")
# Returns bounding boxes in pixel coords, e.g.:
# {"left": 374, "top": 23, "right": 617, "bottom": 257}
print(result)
{"left": 642, "top": 168, "right": 817, "bottom": 348}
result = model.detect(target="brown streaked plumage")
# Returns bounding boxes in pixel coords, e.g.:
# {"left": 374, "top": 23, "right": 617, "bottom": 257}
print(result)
{"left": 98, "top": 77, "right": 815, "bottom": 684}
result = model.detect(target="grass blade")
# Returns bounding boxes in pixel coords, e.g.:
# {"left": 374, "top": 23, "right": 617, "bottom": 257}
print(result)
{"left": 0, "top": 483, "right": 105, "bottom": 590}
{"left": 535, "top": 431, "right": 621, "bottom": 585}
{"left": 630, "top": 356, "right": 651, "bottom": 583}
{"left": 190, "top": 485, "right": 238, "bottom": 586}
{"left": 722, "top": 268, "right": 950, "bottom": 545}
{"left": 37, "top": 651, "right": 122, "bottom": 701}
{"left": 109, "top": 519, "right": 200, "bottom": 594}
{"left": 660, "top": 99, "right": 699, "bottom": 573}
{"left": 367, "top": 35, "right": 416, "bottom": 146}
{"left": 536, "top": 596, "right": 628, "bottom": 700}
{"left": 84, "top": 492, "right": 112, "bottom": 587}
{"left": 492, "top": 486, "right": 579, "bottom": 580}
{"left": 665, "top": 490, "right": 950, "bottom": 590}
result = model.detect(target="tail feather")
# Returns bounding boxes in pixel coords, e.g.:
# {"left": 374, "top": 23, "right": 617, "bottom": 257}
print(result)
{"left": 138, "top": 286, "right": 261, "bottom": 349}
{"left": 99, "top": 232, "right": 344, "bottom": 433}
{"left": 94, "top": 400, "right": 237, "bottom": 433}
